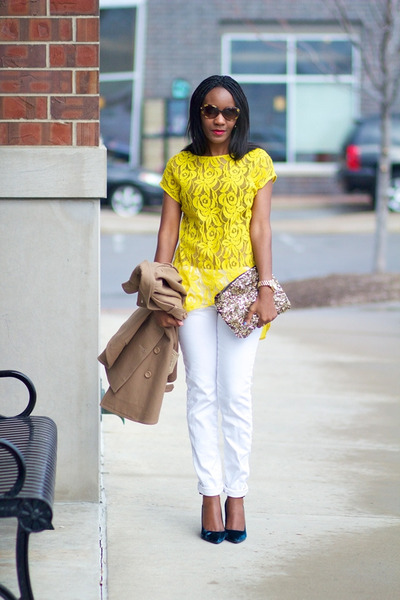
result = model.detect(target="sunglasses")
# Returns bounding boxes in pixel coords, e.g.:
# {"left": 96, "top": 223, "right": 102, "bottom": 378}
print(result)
{"left": 200, "top": 104, "right": 240, "bottom": 121}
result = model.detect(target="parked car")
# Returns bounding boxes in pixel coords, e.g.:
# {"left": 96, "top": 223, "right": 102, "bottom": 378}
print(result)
{"left": 103, "top": 157, "right": 163, "bottom": 216}
{"left": 337, "top": 114, "right": 400, "bottom": 208}
{"left": 250, "top": 126, "right": 287, "bottom": 162}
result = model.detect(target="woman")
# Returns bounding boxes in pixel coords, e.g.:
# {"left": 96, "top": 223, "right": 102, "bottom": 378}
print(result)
{"left": 154, "top": 75, "right": 277, "bottom": 544}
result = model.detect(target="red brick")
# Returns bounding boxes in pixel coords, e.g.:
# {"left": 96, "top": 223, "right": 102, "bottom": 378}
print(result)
{"left": 0, "top": 18, "right": 19, "bottom": 40}
{"left": 8, "top": 121, "right": 42, "bottom": 144}
{"left": 0, "top": 121, "right": 73, "bottom": 145}
{"left": 76, "top": 44, "right": 98, "bottom": 67}
{"left": 0, "top": 95, "right": 47, "bottom": 119}
{"left": 76, "top": 18, "right": 98, "bottom": 42}
{"left": 28, "top": 17, "right": 51, "bottom": 40}
{"left": 0, "top": 70, "right": 72, "bottom": 93}
{"left": 0, "top": 122, "right": 7, "bottom": 143}
{"left": 45, "top": 121, "right": 72, "bottom": 144}
{"left": 57, "top": 17, "right": 72, "bottom": 40}
{"left": 49, "top": 44, "right": 98, "bottom": 68}
{"left": 50, "top": 0, "right": 98, "bottom": 16}
{"left": 49, "top": 44, "right": 72, "bottom": 67}
{"left": 0, "top": 0, "right": 46, "bottom": 17}
{"left": 0, "top": 44, "right": 46, "bottom": 67}
{"left": 27, "top": 18, "right": 72, "bottom": 41}
{"left": 0, "top": 18, "right": 73, "bottom": 40}
{"left": 51, "top": 96, "right": 98, "bottom": 120}
{"left": 75, "top": 70, "right": 98, "bottom": 94}
{"left": 76, "top": 121, "right": 99, "bottom": 145}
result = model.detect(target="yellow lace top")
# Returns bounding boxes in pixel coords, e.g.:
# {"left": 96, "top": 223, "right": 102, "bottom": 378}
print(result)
{"left": 160, "top": 147, "right": 276, "bottom": 312}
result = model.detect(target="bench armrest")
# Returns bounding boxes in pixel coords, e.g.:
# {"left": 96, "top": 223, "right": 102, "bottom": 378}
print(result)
{"left": 0, "top": 370, "right": 36, "bottom": 417}
{"left": 0, "top": 438, "right": 26, "bottom": 498}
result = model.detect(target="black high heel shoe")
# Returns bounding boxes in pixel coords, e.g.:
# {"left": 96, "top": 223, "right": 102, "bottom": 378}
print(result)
{"left": 201, "top": 507, "right": 226, "bottom": 544}
{"left": 224, "top": 499, "right": 247, "bottom": 544}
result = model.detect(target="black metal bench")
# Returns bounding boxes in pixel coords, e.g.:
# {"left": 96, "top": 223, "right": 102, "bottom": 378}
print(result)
{"left": 0, "top": 370, "right": 57, "bottom": 600}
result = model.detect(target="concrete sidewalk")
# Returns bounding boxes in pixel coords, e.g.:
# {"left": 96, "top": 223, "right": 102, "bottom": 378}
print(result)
{"left": 100, "top": 302, "right": 400, "bottom": 600}
{"left": 0, "top": 302, "right": 399, "bottom": 599}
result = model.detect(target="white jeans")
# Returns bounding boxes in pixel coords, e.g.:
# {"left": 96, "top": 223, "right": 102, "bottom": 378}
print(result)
{"left": 179, "top": 306, "right": 260, "bottom": 498}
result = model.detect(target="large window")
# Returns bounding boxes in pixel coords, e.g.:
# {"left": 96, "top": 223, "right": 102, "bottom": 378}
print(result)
{"left": 222, "top": 34, "right": 359, "bottom": 163}
{"left": 100, "top": 0, "right": 146, "bottom": 166}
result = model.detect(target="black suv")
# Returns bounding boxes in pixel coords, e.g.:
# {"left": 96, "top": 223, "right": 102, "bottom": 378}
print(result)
{"left": 337, "top": 114, "right": 400, "bottom": 208}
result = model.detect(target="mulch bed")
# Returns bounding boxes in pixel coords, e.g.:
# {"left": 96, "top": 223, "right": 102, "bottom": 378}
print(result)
{"left": 282, "top": 273, "right": 400, "bottom": 309}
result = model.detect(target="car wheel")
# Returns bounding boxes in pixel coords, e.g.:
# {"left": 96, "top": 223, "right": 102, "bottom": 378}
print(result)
{"left": 110, "top": 184, "right": 144, "bottom": 217}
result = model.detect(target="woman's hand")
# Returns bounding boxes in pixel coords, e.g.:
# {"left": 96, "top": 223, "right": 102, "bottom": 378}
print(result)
{"left": 244, "top": 286, "right": 277, "bottom": 328}
{"left": 154, "top": 310, "right": 184, "bottom": 328}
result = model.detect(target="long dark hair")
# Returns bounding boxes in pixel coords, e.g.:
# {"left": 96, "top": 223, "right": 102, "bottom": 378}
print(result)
{"left": 184, "top": 75, "right": 258, "bottom": 161}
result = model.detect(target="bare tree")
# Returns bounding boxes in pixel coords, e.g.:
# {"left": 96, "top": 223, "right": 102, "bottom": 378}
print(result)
{"left": 331, "top": 0, "right": 400, "bottom": 272}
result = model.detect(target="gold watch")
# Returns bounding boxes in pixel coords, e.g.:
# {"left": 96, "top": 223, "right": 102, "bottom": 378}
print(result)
{"left": 257, "top": 279, "right": 278, "bottom": 292}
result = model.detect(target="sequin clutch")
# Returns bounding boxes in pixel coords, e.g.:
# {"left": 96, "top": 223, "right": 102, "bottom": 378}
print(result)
{"left": 214, "top": 267, "right": 291, "bottom": 338}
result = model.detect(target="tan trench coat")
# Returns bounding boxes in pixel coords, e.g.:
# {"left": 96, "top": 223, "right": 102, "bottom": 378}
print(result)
{"left": 99, "top": 261, "right": 187, "bottom": 425}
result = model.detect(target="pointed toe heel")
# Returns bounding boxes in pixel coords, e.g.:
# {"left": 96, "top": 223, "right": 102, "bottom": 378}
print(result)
{"left": 225, "top": 528, "right": 247, "bottom": 544}
{"left": 201, "top": 527, "right": 226, "bottom": 544}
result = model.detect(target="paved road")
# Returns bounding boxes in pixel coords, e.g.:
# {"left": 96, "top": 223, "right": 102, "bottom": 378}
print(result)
{"left": 100, "top": 203, "right": 400, "bottom": 309}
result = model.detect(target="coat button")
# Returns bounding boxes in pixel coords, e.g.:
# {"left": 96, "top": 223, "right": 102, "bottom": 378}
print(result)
{"left": 144, "top": 370, "right": 152, "bottom": 378}
{"left": 153, "top": 346, "right": 160, "bottom": 354}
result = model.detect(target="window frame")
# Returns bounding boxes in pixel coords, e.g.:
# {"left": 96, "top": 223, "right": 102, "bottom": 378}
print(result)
{"left": 100, "top": 0, "right": 147, "bottom": 167}
{"left": 221, "top": 32, "right": 361, "bottom": 166}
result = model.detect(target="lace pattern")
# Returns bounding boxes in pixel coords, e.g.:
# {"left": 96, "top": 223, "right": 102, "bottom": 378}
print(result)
{"left": 161, "top": 148, "right": 276, "bottom": 311}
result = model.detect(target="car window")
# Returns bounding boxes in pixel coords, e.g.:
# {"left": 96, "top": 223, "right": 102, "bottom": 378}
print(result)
{"left": 357, "top": 118, "right": 400, "bottom": 145}
{"left": 357, "top": 120, "right": 380, "bottom": 144}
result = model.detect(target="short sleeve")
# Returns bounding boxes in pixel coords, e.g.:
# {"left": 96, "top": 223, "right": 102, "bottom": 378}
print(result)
{"left": 160, "top": 156, "right": 181, "bottom": 204}
{"left": 252, "top": 148, "right": 277, "bottom": 190}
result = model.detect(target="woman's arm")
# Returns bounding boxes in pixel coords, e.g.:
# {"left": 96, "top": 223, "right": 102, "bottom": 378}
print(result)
{"left": 245, "top": 180, "right": 277, "bottom": 327}
{"left": 154, "top": 192, "right": 184, "bottom": 327}
{"left": 154, "top": 192, "right": 182, "bottom": 262}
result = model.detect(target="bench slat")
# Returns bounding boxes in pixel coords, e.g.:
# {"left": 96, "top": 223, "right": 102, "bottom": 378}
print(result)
{"left": 0, "top": 416, "right": 57, "bottom": 532}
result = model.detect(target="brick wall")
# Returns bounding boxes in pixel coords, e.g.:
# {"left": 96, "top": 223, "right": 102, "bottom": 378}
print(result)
{"left": 0, "top": 0, "right": 99, "bottom": 146}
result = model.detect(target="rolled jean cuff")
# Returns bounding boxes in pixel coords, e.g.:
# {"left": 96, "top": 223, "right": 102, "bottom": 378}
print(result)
{"left": 223, "top": 484, "right": 248, "bottom": 498}
{"left": 198, "top": 483, "right": 224, "bottom": 497}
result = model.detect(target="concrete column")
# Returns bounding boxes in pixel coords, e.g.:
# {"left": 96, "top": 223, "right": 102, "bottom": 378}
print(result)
{"left": 0, "top": 147, "right": 106, "bottom": 501}
{"left": 0, "top": 0, "right": 104, "bottom": 501}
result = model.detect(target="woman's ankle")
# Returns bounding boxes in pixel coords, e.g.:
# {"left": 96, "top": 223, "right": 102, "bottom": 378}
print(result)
{"left": 202, "top": 495, "right": 224, "bottom": 532}
{"left": 225, "top": 496, "right": 245, "bottom": 531}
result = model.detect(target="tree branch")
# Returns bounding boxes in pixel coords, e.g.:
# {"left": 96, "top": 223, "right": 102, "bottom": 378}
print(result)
{"left": 330, "top": 0, "right": 383, "bottom": 94}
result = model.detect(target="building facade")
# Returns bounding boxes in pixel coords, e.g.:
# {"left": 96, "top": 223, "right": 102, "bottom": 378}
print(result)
{"left": 99, "top": 0, "right": 400, "bottom": 193}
